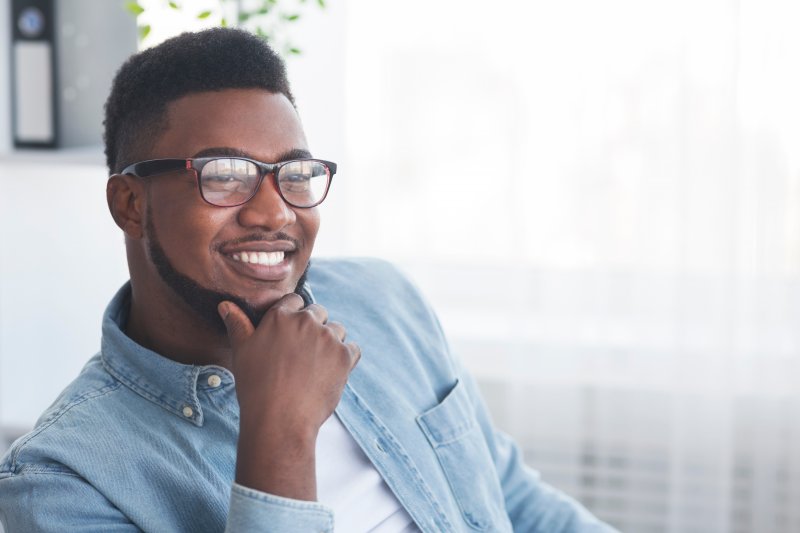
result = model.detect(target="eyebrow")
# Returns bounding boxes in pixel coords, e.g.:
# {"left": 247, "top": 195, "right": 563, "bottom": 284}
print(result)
{"left": 191, "top": 146, "right": 313, "bottom": 162}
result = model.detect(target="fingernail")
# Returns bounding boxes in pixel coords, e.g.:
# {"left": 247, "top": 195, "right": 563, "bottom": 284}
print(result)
{"left": 218, "top": 302, "right": 230, "bottom": 319}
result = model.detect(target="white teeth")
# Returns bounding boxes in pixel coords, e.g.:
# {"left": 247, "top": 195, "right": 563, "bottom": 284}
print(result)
{"left": 264, "top": 252, "right": 284, "bottom": 266}
{"left": 231, "top": 251, "right": 285, "bottom": 266}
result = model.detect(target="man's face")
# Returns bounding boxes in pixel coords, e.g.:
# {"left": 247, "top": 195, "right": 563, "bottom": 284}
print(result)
{"left": 141, "top": 88, "right": 320, "bottom": 329}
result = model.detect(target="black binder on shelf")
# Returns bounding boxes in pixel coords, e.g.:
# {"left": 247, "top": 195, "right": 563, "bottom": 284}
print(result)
{"left": 9, "top": 0, "right": 136, "bottom": 149}
{"left": 11, "top": 0, "right": 55, "bottom": 147}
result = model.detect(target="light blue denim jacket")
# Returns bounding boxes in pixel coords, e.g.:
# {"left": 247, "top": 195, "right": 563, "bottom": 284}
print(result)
{"left": 0, "top": 258, "right": 617, "bottom": 532}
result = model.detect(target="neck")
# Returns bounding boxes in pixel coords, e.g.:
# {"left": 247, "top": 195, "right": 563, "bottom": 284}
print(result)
{"left": 125, "top": 278, "right": 234, "bottom": 369}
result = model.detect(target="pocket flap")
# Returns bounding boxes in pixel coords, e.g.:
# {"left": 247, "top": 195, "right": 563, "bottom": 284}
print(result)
{"left": 417, "top": 380, "right": 475, "bottom": 446}
{"left": 415, "top": 379, "right": 509, "bottom": 530}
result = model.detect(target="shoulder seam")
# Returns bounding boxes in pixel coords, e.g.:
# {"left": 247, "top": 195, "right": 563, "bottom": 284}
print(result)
{"left": 6, "top": 381, "right": 123, "bottom": 473}
{"left": 1, "top": 464, "right": 83, "bottom": 478}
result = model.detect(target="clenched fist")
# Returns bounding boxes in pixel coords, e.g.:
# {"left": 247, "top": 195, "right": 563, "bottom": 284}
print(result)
{"left": 218, "top": 293, "right": 361, "bottom": 501}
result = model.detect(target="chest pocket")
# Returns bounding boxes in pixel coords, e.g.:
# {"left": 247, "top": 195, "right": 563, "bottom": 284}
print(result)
{"left": 416, "top": 380, "right": 510, "bottom": 531}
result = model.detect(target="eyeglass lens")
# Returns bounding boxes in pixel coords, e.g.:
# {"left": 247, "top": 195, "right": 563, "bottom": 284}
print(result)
{"left": 199, "top": 158, "right": 330, "bottom": 207}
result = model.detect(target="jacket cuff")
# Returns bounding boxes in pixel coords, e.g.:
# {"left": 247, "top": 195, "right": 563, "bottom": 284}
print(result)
{"left": 226, "top": 482, "right": 334, "bottom": 532}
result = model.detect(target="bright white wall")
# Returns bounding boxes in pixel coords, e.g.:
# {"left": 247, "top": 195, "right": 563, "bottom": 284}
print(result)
{"left": 0, "top": 153, "right": 128, "bottom": 428}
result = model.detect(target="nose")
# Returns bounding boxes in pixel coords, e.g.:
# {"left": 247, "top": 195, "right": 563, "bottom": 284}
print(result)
{"left": 236, "top": 173, "right": 295, "bottom": 231}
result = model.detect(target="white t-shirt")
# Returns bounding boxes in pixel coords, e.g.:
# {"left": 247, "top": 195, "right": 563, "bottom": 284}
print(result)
{"left": 316, "top": 414, "right": 421, "bottom": 532}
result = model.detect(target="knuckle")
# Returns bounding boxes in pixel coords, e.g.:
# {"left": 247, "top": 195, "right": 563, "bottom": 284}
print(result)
{"left": 304, "top": 304, "right": 323, "bottom": 319}
{"left": 349, "top": 342, "right": 362, "bottom": 358}
{"left": 277, "top": 292, "right": 304, "bottom": 310}
{"left": 269, "top": 301, "right": 289, "bottom": 316}
{"left": 308, "top": 304, "right": 329, "bottom": 323}
{"left": 299, "top": 307, "right": 319, "bottom": 323}
{"left": 340, "top": 345, "right": 356, "bottom": 365}
{"left": 323, "top": 324, "right": 343, "bottom": 343}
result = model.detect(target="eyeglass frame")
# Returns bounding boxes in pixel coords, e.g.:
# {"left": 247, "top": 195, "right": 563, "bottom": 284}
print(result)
{"left": 120, "top": 156, "right": 336, "bottom": 208}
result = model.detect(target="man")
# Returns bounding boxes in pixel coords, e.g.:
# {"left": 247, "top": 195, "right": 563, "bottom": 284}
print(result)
{"left": 0, "top": 29, "right": 617, "bottom": 532}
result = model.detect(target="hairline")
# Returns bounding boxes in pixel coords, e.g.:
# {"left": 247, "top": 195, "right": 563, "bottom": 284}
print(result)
{"left": 113, "top": 88, "right": 297, "bottom": 174}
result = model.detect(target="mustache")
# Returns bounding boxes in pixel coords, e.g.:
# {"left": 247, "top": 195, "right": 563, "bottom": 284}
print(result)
{"left": 215, "top": 232, "right": 300, "bottom": 250}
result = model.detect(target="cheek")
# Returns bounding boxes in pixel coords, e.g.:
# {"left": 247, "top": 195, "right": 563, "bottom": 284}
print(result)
{"left": 157, "top": 222, "right": 216, "bottom": 273}
{"left": 150, "top": 204, "right": 228, "bottom": 272}
{"left": 298, "top": 209, "right": 321, "bottom": 249}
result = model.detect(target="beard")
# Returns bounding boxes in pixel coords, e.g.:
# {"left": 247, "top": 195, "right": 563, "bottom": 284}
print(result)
{"left": 145, "top": 204, "right": 309, "bottom": 336}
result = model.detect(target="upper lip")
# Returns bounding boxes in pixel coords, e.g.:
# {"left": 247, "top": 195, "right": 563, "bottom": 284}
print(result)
{"left": 219, "top": 240, "right": 296, "bottom": 255}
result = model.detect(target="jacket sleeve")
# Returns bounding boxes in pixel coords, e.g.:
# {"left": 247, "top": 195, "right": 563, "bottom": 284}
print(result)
{"left": 0, "top": 471, "right": 137, "bottom": 532}
{"left": 0, "top": 470, "right": 335, "bottom": 533}
{"left": 225, "top": 482, "right": 334, "bottom": 533}
{"left": 456, "top": 360, "right": 620, "bottom": 532}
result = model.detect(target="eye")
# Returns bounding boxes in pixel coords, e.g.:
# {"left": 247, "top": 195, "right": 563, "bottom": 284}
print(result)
{"left": 203, "top": 173, "right": 248, "bottom": 189}
{"left": 280, "top": 173, "right": 312, "bottom": 193}
{"left": 200, "top": 158, "right": 258, "bottom": 192}
{"left": 206, "top": 174, "right": 240, "bottom": 183}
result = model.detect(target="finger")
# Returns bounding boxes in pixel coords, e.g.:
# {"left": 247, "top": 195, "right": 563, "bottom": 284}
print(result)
{"left": 304, "top": 303, "right": 329, "bottom": 324}
{"left": 327, "top": 321, "right": 346, "bottom": 342}
{"left": 347, "top": 342, "right": 361, "bottom": 371}
{"left": 217, "top": 301, "right": 255, "bottom": 349}
{"left": 274, "top": 292, "right": 305, "bottom": 312}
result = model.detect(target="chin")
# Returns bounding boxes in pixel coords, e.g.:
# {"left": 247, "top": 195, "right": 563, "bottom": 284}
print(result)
{"left": 240, "top": 287, "right": 291, "bottom": 308}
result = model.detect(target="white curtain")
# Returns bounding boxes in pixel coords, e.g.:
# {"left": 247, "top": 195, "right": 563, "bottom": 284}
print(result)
{"left": 334, "top": 1, "right": 800, "bottom": 531}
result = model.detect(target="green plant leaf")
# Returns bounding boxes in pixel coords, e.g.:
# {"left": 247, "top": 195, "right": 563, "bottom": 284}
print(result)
{"left": 283, "top": 13, "right": 301, "bottom": 21}
{"left": 139, "top": 24, "right": 151, "bottom": 39}
{"left": 197, "top": 10, "right": 212, "bottom": 19}
{"left": 221, "top": 17, "right": 228, "bottom": 27}
{"left": 255, "top": 27, "right": 271, "bottom": 39}
{"left": 317, "top": 0, "right": 325, "bottom": 6}
{"left": 125, "top": 2, "right": 145, "bottom": 16}
{"left": 168, "top": 1, "right": 179, "bottom": 9}
{"left": 238, "top": 11, "right": 252, "bottom": 22}
{"left": 288, "top": 47, "right": 301, "bottom": 54}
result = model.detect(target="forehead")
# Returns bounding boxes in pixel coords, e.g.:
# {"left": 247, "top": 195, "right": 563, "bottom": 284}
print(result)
{"left": 150, "top": 88, "right": 307, "bottom": 161}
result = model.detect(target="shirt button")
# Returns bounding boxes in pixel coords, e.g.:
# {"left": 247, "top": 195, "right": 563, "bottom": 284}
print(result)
{"left": 182, "top": 406, "right": 194, "bottom": 418}
{"left": 207, "top": 374, "right": 222, "bottom": 388}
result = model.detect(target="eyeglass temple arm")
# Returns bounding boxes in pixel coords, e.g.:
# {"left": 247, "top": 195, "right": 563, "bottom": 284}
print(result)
{"left": 121, "top": 159, "right": 190, "bottom": 178}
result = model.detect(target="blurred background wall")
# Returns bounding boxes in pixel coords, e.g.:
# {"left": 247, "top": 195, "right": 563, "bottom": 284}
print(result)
{"left": 2, "top": 1, "right": 800, "bottom": 532}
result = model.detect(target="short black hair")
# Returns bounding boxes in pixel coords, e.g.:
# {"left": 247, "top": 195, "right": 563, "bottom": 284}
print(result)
{"left": 103, "top": 27, "right": 295, "bottom": 174}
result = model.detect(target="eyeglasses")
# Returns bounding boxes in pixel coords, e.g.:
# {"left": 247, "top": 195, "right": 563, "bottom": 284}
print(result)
{"left": 120, "top": 157, "right": 336, "bottom": 208}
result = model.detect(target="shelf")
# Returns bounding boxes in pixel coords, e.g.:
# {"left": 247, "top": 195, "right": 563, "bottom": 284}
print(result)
{"left": 0, "top": 145, "right": 105, "bottom": 167}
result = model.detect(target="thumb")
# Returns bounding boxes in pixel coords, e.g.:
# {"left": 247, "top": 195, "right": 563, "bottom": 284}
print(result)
{"left": 217, "top": 301, "right": 255, "bottom": 349}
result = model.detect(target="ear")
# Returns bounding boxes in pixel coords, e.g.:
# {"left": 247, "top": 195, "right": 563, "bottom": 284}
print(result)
{"left": 107, "top": 174, "right": 146, "bottom": 239}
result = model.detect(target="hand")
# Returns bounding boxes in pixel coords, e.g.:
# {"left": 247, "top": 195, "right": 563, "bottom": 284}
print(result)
{"left": 218, "top": 294, "right": 361, "bottom": 500}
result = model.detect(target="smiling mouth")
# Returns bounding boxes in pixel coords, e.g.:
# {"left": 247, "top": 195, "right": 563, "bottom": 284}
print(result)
{"left": 229, "top": 250, "right": 286, "bottom": 266}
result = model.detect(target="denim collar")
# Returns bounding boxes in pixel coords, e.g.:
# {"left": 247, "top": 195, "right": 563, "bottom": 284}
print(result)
{"left": 100, "top": 282, "right": 315, "bottom": 427}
